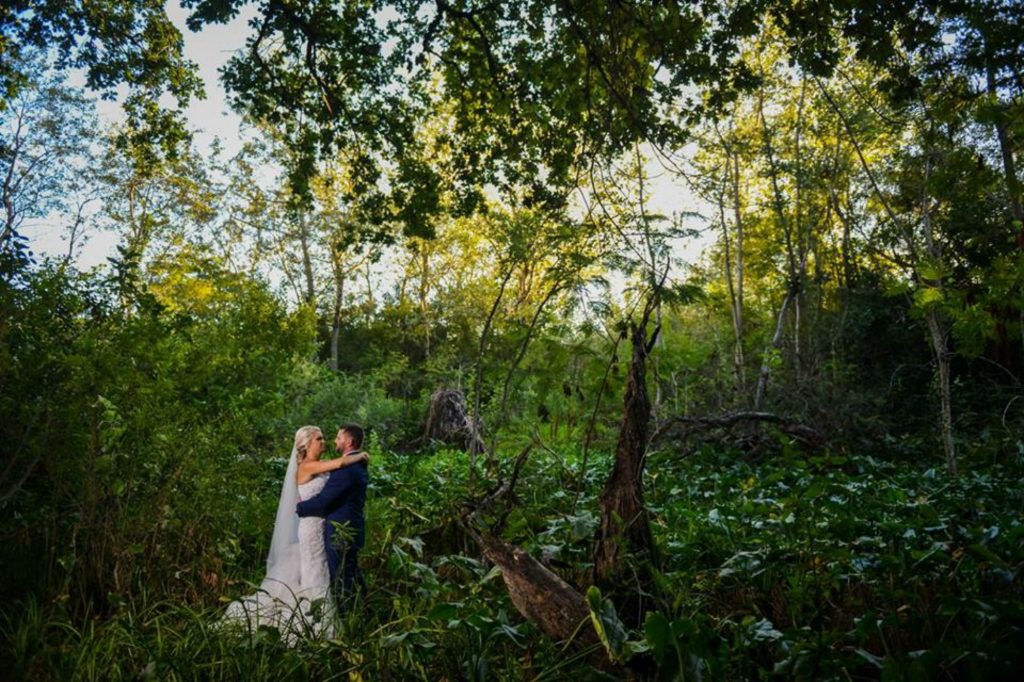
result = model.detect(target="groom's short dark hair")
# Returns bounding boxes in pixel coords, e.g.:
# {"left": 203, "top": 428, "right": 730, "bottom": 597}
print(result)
{"left": 339, "top": 424, "right": 364, "bottom": 449}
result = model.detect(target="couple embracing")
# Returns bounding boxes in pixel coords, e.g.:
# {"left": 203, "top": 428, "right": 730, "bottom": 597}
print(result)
{"left": 223, "top": 424, "right": 369, "bottom": 640}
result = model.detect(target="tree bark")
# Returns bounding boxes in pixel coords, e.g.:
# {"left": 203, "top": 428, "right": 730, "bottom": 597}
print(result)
{"left": 424, "top": 388, "right": 483, "bottom": 451}
{"left": 295, "top": 211, "right": 316, "bottom": 307}
{"left": 330, "top": 260, "right": 345, "bottom": 371}
{"left": 921, "top": 155, "right": 957, "bottom": 474}
{"left": 479, "top": 534, "right": 597, "bottom": 646}
{"left": 420, "top": 247, "right": 431, "bottom": 359}
{"left": 926, "top": 308, "right": 956, "bottom": 475}
{"left": 593, "top": 309, "right": 657, "bottom": 598}
{"left": 754, "top": 286, "right": 794, "bottom": 411}
{"left": 720, "top": 154, "right": 746, "bottom": 396}
{"left": 732, "top": 150, "right": 746, "bottom": 392}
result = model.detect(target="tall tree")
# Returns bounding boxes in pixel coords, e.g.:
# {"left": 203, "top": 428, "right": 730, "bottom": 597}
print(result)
{"left": 1, "top": 1, "right": 203, "bottom": 165}
{"left": 0, "top": 53, "right": 99, "bottom": 275}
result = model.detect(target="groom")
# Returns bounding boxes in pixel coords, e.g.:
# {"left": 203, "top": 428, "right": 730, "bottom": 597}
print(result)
{"left": 296, "top": 423, "right": 369, "bottom": 603}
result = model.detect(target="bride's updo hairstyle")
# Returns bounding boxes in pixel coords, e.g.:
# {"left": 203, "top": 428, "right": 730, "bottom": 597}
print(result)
{"left": 294, "top": 425, "right": 322, "bottom": 461}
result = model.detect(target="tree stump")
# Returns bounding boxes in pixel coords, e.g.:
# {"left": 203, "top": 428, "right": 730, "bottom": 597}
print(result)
{"left": 423, "top": 388, "right": 484, "bottom": 451}
{"left": 592, "top": 316, "right": 658, "bottom": 628}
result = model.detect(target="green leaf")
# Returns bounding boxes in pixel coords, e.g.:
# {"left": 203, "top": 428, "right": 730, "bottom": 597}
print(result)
{"left": 913, "top": 286, "right": 944, "bottom": 309}
{"left": 586, "top": 586, "right": 630, "bottom": 663}
{"left": 644, "top": 611, "right": 672, "bottom": 661}
{"left": 427, "top": 602, "right": 459, "bottom": 623}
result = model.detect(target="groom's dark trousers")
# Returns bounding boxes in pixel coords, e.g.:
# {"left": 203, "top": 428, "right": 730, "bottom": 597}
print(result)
{"left": 295, "top": 460, "right": 368, "bottom": 601}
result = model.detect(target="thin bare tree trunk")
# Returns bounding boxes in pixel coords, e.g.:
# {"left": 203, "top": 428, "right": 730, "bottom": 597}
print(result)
{"left": 794, "top": 295, "right": 802, "bottom": 382}
{"left": 420, "top": 248, "right": 431, "bottom": 359}
{"left": 364, "top": 257, "right": 375, "bottom": 322}
{"left": 985, "top": 53, "right": 1024, "bottom": 377}
{"left": 926, "top": 308, "right": 956, "bottom": 474}
{"left": 1, "top": 103, "right": 25, "bottom": 251}
{"left": 719, "top": 167, "right": 744, "bottom": 395}
{"left": 297, "top": 211, "right": 315, "bottom": 306}
{"left": 575, "top": 329, "right": 626, "bottom": 513}
{"left": 494, "top": 282, "right": 561, "bottom": 442}
{"left": 330, "top": 264, "right": 345, "bottom": 371}
{"left": 758, "top": 83, "right": 797, "bottom": 284}
{"left": 469, "top": 267, "right": 516, "bottom": 481}
{"left": 757, "top": 78, "right": 804, "bottom": 403}
{"left": 793, "top": 80, "right": 806, "bottom": 383}
{"left": 63, "top": 198, "right": 92, "bottom": 266}
{"left": 815, "top": 77, "right": 902, "bottom": 229}
{"left": 732, "top": 151, "right": 746, "bottom": 392}
{"left": 921, "top": 155, "right": 957, "bottom": 474}
{"left": 754, "top": 288, "right": 794, "bottom": 411}
{"left": 635, "top": 144, "right": 664, "bottom": 420}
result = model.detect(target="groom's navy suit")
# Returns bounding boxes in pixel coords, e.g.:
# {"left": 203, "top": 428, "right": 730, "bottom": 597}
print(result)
{"left": 296, "top": 457, "right": 368, "bottom": 599}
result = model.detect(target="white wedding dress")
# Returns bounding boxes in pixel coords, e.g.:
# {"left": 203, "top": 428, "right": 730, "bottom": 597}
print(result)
{"left": 296, "top": 474, "right": 335, "bottom": 633}
{"left": 222, "top": 448, "right": 335, "bottom": 642}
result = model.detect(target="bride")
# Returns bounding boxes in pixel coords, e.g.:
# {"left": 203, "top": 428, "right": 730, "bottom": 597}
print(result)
{"left": 222, "top": 425, "right": 367, "bottom": 640}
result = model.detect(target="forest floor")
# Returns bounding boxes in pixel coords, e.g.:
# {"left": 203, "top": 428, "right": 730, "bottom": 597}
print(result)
{"left": 3, "top": 443, "right": 1022, "bottom": 680}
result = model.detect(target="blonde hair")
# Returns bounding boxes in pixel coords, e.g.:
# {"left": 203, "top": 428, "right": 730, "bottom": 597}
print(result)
{"left": 294, "top": 425, "right": 322, "bottom": 461}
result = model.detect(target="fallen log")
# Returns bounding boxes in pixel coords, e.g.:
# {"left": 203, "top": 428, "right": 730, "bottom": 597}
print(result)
{"left": 650, "top": 410, "right": 826, "bottom": 456}
{"left": 458, "top": 448, "right": 598, "bottom": 647}
{"left": 476, "top": 533, "right": 598, "bottom": 647}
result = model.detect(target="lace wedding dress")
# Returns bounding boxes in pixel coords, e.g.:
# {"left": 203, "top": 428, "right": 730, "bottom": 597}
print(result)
{"left": 295, "top": 474, "right": 335, "bottom": 634}
{"left": 222, "top": 447, "right": 335, "bottom": 642}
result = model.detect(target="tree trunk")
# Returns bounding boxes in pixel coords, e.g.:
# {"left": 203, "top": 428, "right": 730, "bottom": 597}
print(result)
{"left": 479, "top": 534, "right": 597, "bottom": 646}
{"left": 921, "top": 155, "right": 957, "bottom": 474}
{"left": 364, "top": 258, "right": 375, "bottom": 322}
{"left": 593, "top": 312, "right": 657, "bottom": 602}
{"left": 754, "top": 287, "right": 794, "bottom": 411}
{"left": 420, "top": 248, "right": 431, "bottom": 359}
{"left": 330, "top": 265, "right": 345, "bottom": 371}
{"left": 1, "top": 103, "right": 25, "bottom": 251}
{"left": 297, "top": 211, "right": 316, "bottom": 306}
{"left": 469, "top": 267, "right": 515, "bottom": 478}
{"left": 719, "top": 176, "right": 744, "bottom": 396}
{"left": 495, "top": 282, "right": 561, "bottom": 445}
{"left": 731, "top": 150, "right": 746, "bottom": 393}
{"left": 635, "top": 144, "right": 664, "bottom": 422}
{"left": 575, "top": 329, "right": 626, "bottom": 513}
{"left": 792, "top": 80, "right": 806, "bottom": 384}
{"left": 926, "top": 308, "right": 957, "bottom": 475}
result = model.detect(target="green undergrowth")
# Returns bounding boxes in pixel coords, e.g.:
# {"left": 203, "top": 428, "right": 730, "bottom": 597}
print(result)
{"left": 3, "top": 444, "right": 1022, "bottom": 680}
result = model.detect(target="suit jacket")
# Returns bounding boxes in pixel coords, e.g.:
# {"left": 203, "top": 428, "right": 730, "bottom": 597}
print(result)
{"left": 296, "top": 460, "right": 368, "bottom": 551}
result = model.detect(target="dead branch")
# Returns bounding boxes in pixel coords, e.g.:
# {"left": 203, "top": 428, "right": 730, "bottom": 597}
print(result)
{"left": 651, "top": 411, "right": 826, "bottom": 450}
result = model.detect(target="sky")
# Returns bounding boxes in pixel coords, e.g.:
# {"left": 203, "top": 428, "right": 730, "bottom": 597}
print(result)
{"left": 24, "top": 2, "right": 710, "bottom": 274}
{"left": 24, "top": 3, "right": 255, "bottom": 269}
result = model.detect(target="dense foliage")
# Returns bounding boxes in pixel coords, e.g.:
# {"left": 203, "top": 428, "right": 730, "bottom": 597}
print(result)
{"left": 4, "top": 443, "right": 1022, "bottom": 679}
